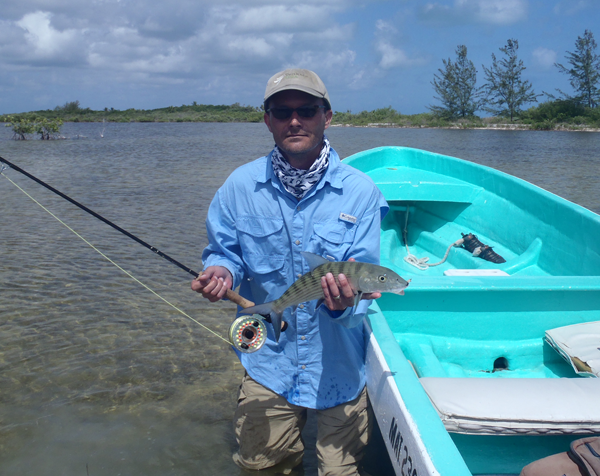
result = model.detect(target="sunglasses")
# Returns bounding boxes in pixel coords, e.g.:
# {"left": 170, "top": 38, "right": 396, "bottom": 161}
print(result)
{"left": 267, "top": 105, "right": 326, "bottom": 120}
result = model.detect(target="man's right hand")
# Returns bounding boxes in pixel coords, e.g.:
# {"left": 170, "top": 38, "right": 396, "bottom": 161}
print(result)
{"left": 191, "top": 266, "right": 233, "bottom": 302}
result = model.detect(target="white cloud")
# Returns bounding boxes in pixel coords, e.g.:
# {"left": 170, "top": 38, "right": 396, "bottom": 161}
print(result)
{"left": 231, "top": 5, "right": 329, "bottom": 33}
{"left": 553, "top": 0, "right": 590, "bottom": 16}
{"left": 0, "top": 0, "right": 420, "bottom": 113}
{"left": 226, "top": 36, "right": 278, "bottom": 58}
{"left": 373, "top": 19, "right": 426, "bottom": 70}
{"left": 296, "top": 23, "right": 355, "bottom": 43}
{"left": 375, "top": 43, "right": 427, "bottom": 70}
{"left": 1, "top": 1, "right": 359, "bottom": 73}
{"left": 15, "top": 11, "right": 84, "bottom": 64}
{"left": 375, "top": 19, "right": 398, "bottom": 35}
{"left": 467, "top": 0, "right": 527, "bottom": 24}
{"left": 290, "top": 49, "right": 357, "bottom": 73}
{"left": 532, "top": 47, "right": 557, "bottom": 69}
{"left": 420, "top": 0, "right": 527, "bottom": 25}
{"left": 377, "top": 42, "right": 411, "bottom": 69}
{"left": 0, "top": 1, "right": 361, "bottom": 85}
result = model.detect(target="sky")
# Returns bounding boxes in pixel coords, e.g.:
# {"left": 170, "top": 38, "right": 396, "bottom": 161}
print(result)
{"left": 0, "top": 0, "right": 598, "bottom": 115}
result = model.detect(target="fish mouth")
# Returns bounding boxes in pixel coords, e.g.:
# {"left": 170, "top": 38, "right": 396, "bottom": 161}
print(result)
{"left": 392, "top": 279, "right": 411, "bottom": 295}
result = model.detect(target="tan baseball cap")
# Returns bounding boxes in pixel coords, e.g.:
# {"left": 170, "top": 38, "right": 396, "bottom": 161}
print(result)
{"left": 264, "top": 68, "right": 331, "bottom": 109}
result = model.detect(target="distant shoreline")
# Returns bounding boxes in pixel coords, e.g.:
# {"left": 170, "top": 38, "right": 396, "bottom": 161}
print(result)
{"left": 3, "top": 119, "right": 598, "bottom": 133}
{"left": 2, "top": 101, "right": 599, "bottom": 133}
{"left": 330, "top": 123, "right": 600, "bottom": 132}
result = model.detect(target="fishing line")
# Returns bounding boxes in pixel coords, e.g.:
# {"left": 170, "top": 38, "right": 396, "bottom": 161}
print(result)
{"left": 0, "top": 156, "right": 200, "bottom": 278}
{"left": 0, "top": 160, "right": 232, "bottom": 347}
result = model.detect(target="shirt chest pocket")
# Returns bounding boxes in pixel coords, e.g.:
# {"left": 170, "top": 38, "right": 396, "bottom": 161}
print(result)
{"left": 311, "top": 221, "right": 357, "bottom": 261}
{"left": 237, "top": 216, "right": 286, "bottom": 275}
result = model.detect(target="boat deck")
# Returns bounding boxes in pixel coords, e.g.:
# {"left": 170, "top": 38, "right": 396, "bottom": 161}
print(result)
{"left": 378, "top": 287, "right": 600, "bottom": 380}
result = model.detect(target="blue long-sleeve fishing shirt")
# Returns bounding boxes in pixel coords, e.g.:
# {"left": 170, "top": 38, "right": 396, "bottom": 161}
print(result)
{"left": 202, "top": 146, "right": 388, "bottom": 410}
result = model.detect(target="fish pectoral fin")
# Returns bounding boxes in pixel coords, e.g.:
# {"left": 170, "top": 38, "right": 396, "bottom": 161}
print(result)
{"left": 353, "top": 291, "right": 363, "bottom": 309}
{"left": 269, "top": 311, "right": 283, "bottom": 343}
{"left": 316, "top": 298, "right": 325, "bottom": 309}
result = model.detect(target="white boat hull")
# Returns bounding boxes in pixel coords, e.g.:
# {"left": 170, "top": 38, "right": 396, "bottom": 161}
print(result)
{"left": 366, "top": 323, "right": 441, "bottom": 475}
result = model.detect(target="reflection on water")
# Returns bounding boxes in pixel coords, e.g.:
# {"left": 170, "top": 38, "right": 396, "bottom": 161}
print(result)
{"left": 1, "top": 123, "right": 599, "bottom": 475}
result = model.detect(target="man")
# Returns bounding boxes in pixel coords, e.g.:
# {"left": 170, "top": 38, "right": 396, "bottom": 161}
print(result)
{"left": 192, "top": 69, "right": 388, "bottom": 475}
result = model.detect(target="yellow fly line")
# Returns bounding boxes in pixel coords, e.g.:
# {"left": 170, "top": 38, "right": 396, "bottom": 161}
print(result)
{"left": 1, "top": 171, "right": 232, "bottom": 347}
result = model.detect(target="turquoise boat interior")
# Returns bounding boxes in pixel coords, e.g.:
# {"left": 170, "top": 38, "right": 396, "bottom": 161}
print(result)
{"left": 356, "top": 147, "right": 600, "bottom": 278}
{"left": 345, "top": 147, "right": 600, "bottom": 475}
{"left": 380, "top": 287, "right": 600, "bottom": 380}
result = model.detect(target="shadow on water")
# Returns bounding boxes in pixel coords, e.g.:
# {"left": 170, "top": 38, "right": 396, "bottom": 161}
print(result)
{"left": 1, "top": 123, "right": 598, "bottom": 475}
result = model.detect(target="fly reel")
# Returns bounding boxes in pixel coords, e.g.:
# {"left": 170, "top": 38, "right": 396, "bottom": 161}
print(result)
{"left": 229, "top": 315, "right": 267, "bottom": 353}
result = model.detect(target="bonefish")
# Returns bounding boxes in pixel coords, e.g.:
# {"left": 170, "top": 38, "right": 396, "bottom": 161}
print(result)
{"left": 240, "top": 252, "right": 410, "bottom": 342}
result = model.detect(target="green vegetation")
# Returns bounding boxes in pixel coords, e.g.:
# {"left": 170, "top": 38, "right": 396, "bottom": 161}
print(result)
{"left": 3, "top": 102, "right": 598, "bottom": 133}
{"left": 481, "top": 39, "right": 539, "bottom": 121}
{"left": 4, "top": 116, "right": 35, "bottom": 140}
{"left": 36, "top": 117, "right": 64, "bottom": 140}
{"left": 521, "top": 99, "right": 600, "bottom": 129}
{"left": 554, "top": 29, "right": 600, "bottom": 108}
{"left": 4, "top": 115, "right": 64, "bottom": 140}
{"left": 331, "top": 107, "right": 484, "bottom": 128}
{"left": 332, "top": 100, "right": 600, "bottom": 130}
{"left": 426, "top": 30, "right": 600, "bottom": 127}
{"left": 0, "top": 102, "right": 264, "bottom": 125}
{"left": 429, "top": 45, "right": 481, "bottom": 119}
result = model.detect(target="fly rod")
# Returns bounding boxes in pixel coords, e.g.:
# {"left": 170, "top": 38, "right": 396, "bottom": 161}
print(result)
{"left": 1, "top": 155, "right": 271, "bottom": 352}
{"left": 0, "top": 155, "right": 254, "bottom": 309}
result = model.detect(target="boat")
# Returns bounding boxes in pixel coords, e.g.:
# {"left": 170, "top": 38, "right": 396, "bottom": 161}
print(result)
{"left": 344, "top": 147, "right": 600, "bottom": 475}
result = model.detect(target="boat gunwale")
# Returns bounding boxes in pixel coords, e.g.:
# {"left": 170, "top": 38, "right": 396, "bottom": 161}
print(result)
{"left": 344, "top": 145, "right": 600, "bottom": 223}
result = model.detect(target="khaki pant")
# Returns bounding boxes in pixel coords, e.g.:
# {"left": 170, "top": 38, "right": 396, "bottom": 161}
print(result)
{"left": 233, "top": 373, "right": 371, "bottom": 476}
{"left": 520, "top": 452, "right": 585, "bottom": 476}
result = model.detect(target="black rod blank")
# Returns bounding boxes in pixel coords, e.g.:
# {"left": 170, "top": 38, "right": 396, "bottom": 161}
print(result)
{"left": 0, "top": 155, "right": 200, "bottom": 278}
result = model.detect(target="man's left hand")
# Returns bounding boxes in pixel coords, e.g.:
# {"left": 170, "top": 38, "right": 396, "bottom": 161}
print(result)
{"left": 320, "top": 258, "right": 382, "bottom": 312}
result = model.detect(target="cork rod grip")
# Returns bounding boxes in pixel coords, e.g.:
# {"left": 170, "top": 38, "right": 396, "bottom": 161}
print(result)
{"left": 225, "top": 289, "right": 255, "bottom": 309}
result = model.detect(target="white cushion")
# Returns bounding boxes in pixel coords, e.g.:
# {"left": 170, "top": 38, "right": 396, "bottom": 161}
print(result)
{"left": 444, "top": 269, "right": 509, "bottom": 276}
{"left": 546, "top": 321, "right": 600, "bottom": 378}
{"left": 421, "top": 377, "right": 600, "bottom": 435}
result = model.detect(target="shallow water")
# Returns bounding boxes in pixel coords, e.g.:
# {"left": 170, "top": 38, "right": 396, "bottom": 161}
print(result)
{"left": 1, "top": 123, "right": 598, "bottom": 475}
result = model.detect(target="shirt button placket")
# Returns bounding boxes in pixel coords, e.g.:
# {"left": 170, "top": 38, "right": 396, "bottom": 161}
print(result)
{"left": 293, "top": 202, "right": 308, "bottom": 388}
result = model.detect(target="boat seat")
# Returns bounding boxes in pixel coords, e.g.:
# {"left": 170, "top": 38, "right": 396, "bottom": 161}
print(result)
{"left": 546, "top": 321, "right": 600, "bottom": 378}
{"left": 420, "top": 377, "right": 600, "bottom": 435}
{"left": 444, "top": 269, "right": 509, "bottom": 276}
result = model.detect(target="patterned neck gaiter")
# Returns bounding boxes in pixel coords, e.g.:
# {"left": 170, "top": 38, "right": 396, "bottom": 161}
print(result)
{"left": 271, "top": 136, "right": 330, "bottom": 200}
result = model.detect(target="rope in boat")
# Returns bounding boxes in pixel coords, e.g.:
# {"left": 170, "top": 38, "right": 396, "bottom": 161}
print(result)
{"left": 402, "top": 205, "right": 464, "bottom": 270}
{"left": 0, "top": 170, "right": 233, "bottom": 347}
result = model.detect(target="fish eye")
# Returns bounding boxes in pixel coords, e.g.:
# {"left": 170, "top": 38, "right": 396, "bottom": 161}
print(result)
{"left": 378, "top": 274, "right": 387, "bottom": 282}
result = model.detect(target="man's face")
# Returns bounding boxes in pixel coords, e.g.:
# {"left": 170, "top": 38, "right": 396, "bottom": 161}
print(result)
{"left": 264, "top": 90, "right": 333, "bottom": 169}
